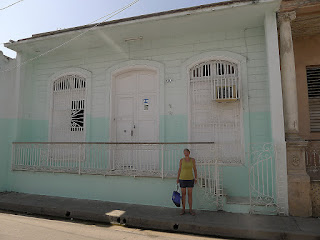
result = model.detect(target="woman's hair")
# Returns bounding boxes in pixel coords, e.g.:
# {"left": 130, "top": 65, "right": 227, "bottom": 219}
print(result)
{"left": 183, "top": 148, "right": 190, "bottom": 153}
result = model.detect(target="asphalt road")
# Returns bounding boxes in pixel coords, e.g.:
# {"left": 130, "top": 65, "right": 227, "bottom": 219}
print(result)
{"left": 0, "top": 212, "right": 230, "bottom": 240}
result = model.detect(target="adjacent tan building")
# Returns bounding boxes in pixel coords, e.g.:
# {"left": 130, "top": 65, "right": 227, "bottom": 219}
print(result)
{"left": 279, "top": 0, "right": 320, "bottom": 217}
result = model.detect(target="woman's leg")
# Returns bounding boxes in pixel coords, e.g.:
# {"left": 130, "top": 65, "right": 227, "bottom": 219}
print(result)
{"left": 187, "top": 187, "right": 193, "bottom": 210}
{"left": 187, "top": 187, "right": 195, "bottom": 215}
{"left": 181, "top": 187, "right": 186, "bottom": 214}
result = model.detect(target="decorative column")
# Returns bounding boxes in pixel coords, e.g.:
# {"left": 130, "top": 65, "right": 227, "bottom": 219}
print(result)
{"left": 278, "top": 11, "right": 312, "bottom": 217}
{"left": 279, "top": 11, "right": 299, "bottom": 138}
{"left": 265, "top": 12, "right": 288, "bottom": 215}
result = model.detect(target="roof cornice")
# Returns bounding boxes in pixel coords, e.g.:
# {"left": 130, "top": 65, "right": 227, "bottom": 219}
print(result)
{"left": 5, "top": 0, "right": 278, "bottom": 48}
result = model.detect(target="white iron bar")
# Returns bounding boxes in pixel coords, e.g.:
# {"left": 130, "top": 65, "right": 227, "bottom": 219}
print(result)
{"left": 271, "top": 149, "right": 274, "bottom": 197}
{"left": 266, "top": 159, "right": 270, "bottom": 197}
{"left": 262, "top": 160, "right": 265, "bottom": 195}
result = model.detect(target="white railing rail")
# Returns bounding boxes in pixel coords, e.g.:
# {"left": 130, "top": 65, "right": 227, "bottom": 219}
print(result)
{"left": 12, "top": 142, "right": 217, "bottom": 179}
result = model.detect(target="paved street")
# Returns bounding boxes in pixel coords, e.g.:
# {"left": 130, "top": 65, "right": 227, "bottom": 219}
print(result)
{"left": 0, "top": 212, "right": 230, "bottom": 240}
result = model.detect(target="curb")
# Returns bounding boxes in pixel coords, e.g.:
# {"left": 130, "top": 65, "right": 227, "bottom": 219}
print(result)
{"left": 0, "top": 201, "right": 320, "bottom": 240}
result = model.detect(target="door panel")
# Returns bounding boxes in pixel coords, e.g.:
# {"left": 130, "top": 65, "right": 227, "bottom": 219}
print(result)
{"left": 116, "top": 96, "right": 134, "bottom": 142}
{"left": 138, "top": 121, "right": 156, "bottom": 142}
{"left": 113, "top": 69, "right": 159, "bottom": 171}
{"left": 116, "top": 72, "right": 136, "bottom": 94}
{"left": 138, "top": 72, "right": 156, "bottom": 92}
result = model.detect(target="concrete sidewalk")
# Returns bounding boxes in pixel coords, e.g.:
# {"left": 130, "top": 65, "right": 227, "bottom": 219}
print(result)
{"left": 0, "top": 192, "right": 319, "bottom": 240}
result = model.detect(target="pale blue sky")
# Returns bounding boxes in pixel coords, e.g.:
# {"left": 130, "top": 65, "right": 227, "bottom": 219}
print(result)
{"left": 0, "top": 0, "right": 227, "bottom": 58}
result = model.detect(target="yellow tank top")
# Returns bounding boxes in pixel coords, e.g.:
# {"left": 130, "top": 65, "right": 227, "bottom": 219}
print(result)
{"left": 179, "top": 158, "right": 194, "bottom": 180}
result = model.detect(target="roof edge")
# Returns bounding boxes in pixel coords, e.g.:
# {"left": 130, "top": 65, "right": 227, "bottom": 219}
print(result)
{"left": 5, "top": 0, "right": 280, "bottom": 48}
{"left": 29, "top": 0, "right": 253, "bottom": 39}
{"left": 5, "top": 0, "right": 257, "bottom": 46}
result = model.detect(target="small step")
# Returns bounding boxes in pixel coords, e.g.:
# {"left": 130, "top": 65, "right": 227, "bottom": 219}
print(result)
{"left": 226, "top": 196, "right": 272, "bottom": 206}
{"left": 225, "top": 196, "right": 278, "bottom": 215}
{"left": 226, "top": 196, "right": 250, "bottom": 205}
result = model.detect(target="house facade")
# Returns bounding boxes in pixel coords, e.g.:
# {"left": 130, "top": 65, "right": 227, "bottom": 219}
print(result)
{"left": 0, "top": 52, "right": 16, "bottom": 192}
{"left": 278, "top": 0, "right": 320, "bottom": 217}
{"left": 1, "top": 0, "right": 288, "bottom": 215}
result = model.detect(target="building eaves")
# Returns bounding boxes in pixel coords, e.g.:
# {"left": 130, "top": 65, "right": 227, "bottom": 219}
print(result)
{"left": 14, "top": 0, "right": 253, "bottom": 43}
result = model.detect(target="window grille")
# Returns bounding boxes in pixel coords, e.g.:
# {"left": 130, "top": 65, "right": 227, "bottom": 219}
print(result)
{"left": 51, "top": 75, "right": 86, "bottom": 142}
{"left": 190, "top": 60, "right": 240, "bottom": 102}
{"left": 307, "top": 66, "right": 320, "bottom": 132}
{"left": 53, "top": 75, "right": 86, "bottom": 91}
{"left": 71, "top": 100, "right": 84, "bottom": 132}
{"left": 190, "top": 60, "right": 242, "bottom": 164}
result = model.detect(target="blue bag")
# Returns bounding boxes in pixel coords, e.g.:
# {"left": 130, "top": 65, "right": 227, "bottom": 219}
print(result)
{"left": 172, "top": 184, "right": 181, "bottom": 207}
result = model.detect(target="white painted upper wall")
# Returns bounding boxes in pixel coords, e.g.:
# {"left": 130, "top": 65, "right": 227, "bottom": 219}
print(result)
{"left": 5, "top": 0, "right": 279, "bottom": 121}
{"left": 20, "top": 26, "right": 267, "bottom": 121}
{"left": 0, "top": 52, "right": 17, "bottom": 119}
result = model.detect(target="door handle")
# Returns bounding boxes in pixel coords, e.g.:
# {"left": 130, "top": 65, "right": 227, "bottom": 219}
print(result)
{"left": 131, "top": 130, "right": 133, "bottom": 136}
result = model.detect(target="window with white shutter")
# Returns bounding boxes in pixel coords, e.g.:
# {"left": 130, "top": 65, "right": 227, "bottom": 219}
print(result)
{"left": 307, "top": 66, "right": 320, "bottom": 132}
{"left": 190, "top": 60, "right": 242, "bottom": 164}
{"left": 51, "top": 74, "right": 86, "bottom": 142}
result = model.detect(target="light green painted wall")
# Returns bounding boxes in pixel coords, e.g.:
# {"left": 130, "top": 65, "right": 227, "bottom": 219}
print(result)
{"left": 160, "top": 115, "right": 188, "bottom": 142}
{"left": 6, "top": 171, "right": 219, "bottom": 211}
{"left": 17, "top": 119, "right": 48, "bottom": 142}
{"left": 247, "top": 112, "right": 272, "bottom": 143}
{"left": 88, "top": 117, "right": 109, "bottom": 142}
{"left": 9, "top": 111, "right": 272, "bottom": 199}
{"left": 15, "top": 117, "right": 109, "bottom": 142}
{"left": 14, "top": 116, "right": 189, "bottom": 143}
{"left": 0, "top": 119, "right": 14, "bottom": 191}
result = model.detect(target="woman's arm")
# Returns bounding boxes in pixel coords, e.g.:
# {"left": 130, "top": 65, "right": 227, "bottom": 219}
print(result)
{"left": 177, "top": 159, "right": 182, "bottom": 184}
{"left": 192, "top": 158, "right": 198, "bottom": 184}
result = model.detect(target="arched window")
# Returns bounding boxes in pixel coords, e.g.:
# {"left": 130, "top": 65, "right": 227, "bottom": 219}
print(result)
{"left": 51, "top": 74, "right": 86, "bottom": 142}
{"left": 190, "top": 60, "right": 240, "bottom": 101}
{"left": 190, "top": 60, "right": 242, "bottom": 164}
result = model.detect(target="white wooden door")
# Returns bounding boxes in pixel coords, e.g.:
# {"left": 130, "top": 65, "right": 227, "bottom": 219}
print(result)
{"left": 113, "top": 70, "right": 159, "bottom": 171}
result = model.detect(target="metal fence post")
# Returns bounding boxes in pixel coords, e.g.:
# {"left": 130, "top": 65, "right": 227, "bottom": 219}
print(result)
{"left": 161, "top": 144, "right": 164, "bottom": 179}
{"left": 78, "top": 144, "right": 81, "bottom": 175}
{"left": 11, "top": 143, "right": 15, "bottom": 170}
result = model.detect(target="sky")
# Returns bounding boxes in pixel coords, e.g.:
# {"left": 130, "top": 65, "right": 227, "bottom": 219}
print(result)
{"left": 0, "top": 0, "right": 228, "bottom": 58}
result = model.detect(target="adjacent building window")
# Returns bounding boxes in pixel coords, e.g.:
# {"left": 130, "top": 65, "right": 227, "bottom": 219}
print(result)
{"left": 51, "top": 74, "right": 86, "bottom": 142}
{"left": 307, "top": 66, "right": 320, "bottom": 132}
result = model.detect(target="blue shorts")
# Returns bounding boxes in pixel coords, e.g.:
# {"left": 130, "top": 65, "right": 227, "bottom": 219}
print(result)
{"left": 179, "top": 179, "right": 194, "bottom": 188}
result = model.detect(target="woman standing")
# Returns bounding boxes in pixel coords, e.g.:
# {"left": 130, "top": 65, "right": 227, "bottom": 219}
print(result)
{"left": 176, "top": 148, "right": 197, "bottom": 215}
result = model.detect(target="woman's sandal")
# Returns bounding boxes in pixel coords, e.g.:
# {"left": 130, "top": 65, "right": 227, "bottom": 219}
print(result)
{"left": 180, "top": 210, "right": 185, "bottom": 215}
{"left": 189, "top": 210, "right": 196, "bottom": 216}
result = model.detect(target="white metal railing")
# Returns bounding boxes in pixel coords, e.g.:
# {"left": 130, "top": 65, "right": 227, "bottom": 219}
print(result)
{"left": 12, "top": 142, "right": 218, "bottom": 179}
{"left": 12, "top": 142, "right": 223, "bottom": 205}
{"left": 249, "top": 143, "right": 278, "bottom": 214}
{"left": 12, "top": 142, "right": 226, "bottom": 208}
